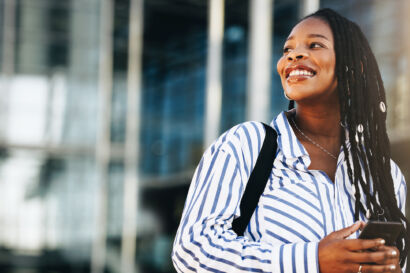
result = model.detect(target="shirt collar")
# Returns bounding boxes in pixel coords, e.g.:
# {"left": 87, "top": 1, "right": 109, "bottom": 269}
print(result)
{"left": 270, "top": 111, "right": 309, "bottom": 160}
{"left": 271, "top": 111, "right": 351, "bottom": 164}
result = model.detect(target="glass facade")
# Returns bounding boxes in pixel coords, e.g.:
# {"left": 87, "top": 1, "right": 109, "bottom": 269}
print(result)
{"left": 0, "top": 0, "right": 409, "bottom": 272}
{"left": 141, "top": 2, "right": 207, "bottom": 175}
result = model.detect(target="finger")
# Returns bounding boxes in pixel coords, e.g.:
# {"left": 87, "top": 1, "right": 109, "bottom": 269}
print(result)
{"left": 370, "top": 246, "right": 400, "bottom": 264}
{"left": 343, "top": 238, "right": 385, "bottom": 251}
{"left": 358, "top": 221, "right": 366, "bottom": 231}
{"left": 372, "top": 258, "right": 400, "bottom": 266}
{"left": 376, "top": 245, "right": 399, "bottom": 256}
{"left": 332, "top": 221, "right": 363, "bottom": 239}
{"left": 346, "top": 249, "right": 398, "bottom": 264}
{"left": 352, "top": 263, "right": 397, "bottom": 273}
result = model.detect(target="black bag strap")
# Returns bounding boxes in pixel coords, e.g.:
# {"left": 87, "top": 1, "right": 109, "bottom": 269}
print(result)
{"left": 232, "top": 123, "right": 278, "bottom": 236}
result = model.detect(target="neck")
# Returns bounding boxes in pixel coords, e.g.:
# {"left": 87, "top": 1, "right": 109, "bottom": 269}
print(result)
{"left": 292, "top": 103, "right": 341, "bottom": 139}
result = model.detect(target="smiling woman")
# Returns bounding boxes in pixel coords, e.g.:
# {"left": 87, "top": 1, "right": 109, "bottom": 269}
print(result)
{"left": 172, "top": 8, "right": 409, "bottom": 273}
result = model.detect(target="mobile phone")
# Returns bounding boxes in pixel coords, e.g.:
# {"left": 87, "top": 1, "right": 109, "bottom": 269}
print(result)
{"left": 358, "top": 221, "right": 404, "bottom": 246}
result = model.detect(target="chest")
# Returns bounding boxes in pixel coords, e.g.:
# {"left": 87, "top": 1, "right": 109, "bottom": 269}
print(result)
{"left": 245, "top": 162, "right": 363, "bottom": 244}
{"left": 301, "top": 140, "right": 339, "bottom": 182}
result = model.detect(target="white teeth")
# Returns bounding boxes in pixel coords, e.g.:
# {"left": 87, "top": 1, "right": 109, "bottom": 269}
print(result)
{"left": 288, "top": 69, "right": 314, "bottom": 77}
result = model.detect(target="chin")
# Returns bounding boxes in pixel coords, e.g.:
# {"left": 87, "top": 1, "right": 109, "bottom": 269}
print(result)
{"left": 284, "top": 88, "right": 315, "bottom": 101}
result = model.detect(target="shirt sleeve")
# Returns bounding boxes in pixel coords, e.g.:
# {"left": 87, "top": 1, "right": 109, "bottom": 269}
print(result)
{"left": 391, "top": 161, "right": 407, "bottom": 214}
{"left": 391, "top": 161, "right": 407, "bottom": 273}
{"left": 172, "top": 123, "right": 319, "bottom": 273}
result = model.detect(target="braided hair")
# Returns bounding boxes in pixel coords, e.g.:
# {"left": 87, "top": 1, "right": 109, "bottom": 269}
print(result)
{"left": 289, "top": 8, "right": 409, "bottom": 266}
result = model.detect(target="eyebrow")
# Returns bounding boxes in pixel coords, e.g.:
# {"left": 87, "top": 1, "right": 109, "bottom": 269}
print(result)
{"left": 286, "top": 33, "right": 330, "bottom": 41}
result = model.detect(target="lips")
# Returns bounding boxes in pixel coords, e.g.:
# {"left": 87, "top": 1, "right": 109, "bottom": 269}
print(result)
{"left": 285, "top": 65, "right": 316, "bottom": 79}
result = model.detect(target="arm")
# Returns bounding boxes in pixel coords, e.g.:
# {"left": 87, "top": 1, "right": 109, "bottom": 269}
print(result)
{"left": 172, "top": 128, "right": 319, "bottom": 273}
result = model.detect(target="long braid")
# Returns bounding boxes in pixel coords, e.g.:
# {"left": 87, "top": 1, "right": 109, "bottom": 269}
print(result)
{"left": 331, "top": 14, "right": 365, "bottom": 219}
{"left": 349, "top": 22, "right": 378, "bottom": 216}
{"left": 303, "top": 8, "right": 409, "bottom": 266}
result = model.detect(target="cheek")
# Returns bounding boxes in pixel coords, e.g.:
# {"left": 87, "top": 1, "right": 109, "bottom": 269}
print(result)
{"left": 320, "top": 58, "right": 336, "bottom": 79}
{"left": 324, "top": 57, "right": 337, "bottom": 89}
{"left": 277, "top": 57, "right": 285, "bottom": 75}
{"left": 325, "top": 55, "right": 336, "bottom": 73}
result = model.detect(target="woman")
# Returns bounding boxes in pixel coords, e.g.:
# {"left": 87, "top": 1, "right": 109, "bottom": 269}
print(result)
{"left": 172, "top": 8, "right": 408, "bottom": 273}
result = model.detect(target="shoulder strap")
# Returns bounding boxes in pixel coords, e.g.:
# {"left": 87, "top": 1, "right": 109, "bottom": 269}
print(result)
{"left": 232, "top": 123, "right": 278, "bottom": 236}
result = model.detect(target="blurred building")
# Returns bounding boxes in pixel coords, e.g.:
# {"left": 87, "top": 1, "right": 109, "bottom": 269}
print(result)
{"left": 0, "top": 0, "right": 409, "bottom": 272}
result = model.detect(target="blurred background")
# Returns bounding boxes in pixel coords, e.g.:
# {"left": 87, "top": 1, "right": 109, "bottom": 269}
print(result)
{"left": 0, "top": 0, "right": 409, "bottom": 272}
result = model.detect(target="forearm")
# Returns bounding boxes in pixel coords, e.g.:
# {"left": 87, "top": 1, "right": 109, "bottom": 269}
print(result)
{"left": 172, "top": 219, "right": 319, "bottom": 273}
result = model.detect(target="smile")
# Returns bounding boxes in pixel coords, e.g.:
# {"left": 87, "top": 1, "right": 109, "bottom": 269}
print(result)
{"left": 285, "top": 65, "right": 317, "bottom": 80}
{"left": 288, "top": 69, "right": 314, "bottom": 77}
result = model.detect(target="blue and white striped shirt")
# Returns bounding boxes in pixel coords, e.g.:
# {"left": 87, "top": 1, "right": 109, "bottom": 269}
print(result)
{"left": 172, "top": 111, "right": 406, "bottom": 273}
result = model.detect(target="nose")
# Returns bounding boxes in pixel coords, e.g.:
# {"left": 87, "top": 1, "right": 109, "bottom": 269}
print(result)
{"left": 287, "top": 51, "right": 308, "bottom": 61}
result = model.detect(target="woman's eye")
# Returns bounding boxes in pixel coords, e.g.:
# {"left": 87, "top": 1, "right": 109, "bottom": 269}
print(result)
{"left": 283, "top": 47, "right": 291, "bottom": 54}
{"left": 310, "top": 42, "right": 323, "bottom": 49}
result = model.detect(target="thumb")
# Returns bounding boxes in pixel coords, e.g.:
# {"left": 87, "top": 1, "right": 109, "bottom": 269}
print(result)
{"left": 332, "top": 221, "right": 362, "bottom": 239}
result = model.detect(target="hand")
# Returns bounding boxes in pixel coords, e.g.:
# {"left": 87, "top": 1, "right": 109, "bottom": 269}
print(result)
{"left": 318, "top": 222, "right": 399, "bottom": 273}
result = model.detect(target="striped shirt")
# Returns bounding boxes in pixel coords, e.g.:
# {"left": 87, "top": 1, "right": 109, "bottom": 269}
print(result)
{"left": 172, "top": 111, "right": 407, "bottom": 273}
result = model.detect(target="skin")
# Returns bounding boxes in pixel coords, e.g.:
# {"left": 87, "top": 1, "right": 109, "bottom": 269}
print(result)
{"left": 277, "top": 17, "right": 401, "bottom": 273}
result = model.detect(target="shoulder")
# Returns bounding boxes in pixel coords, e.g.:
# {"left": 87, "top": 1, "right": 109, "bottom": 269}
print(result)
{"left": 390, "top": 159, "right": 406, "bottom": 195}
{"left": 208, "top": 121, "right": 267, "bottom": 157}
{"left": 204, "top": 121, "right": 270, "bottom": 178}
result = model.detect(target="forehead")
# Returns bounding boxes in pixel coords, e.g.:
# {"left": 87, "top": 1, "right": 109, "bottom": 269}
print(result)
{"left": 287, "top": 17, "right": 334, "bottom": 43}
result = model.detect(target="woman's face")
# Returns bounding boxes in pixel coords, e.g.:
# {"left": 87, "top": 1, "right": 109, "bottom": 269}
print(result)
{"left": 277, "top": 17, "right": 337, "bottom": 104}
